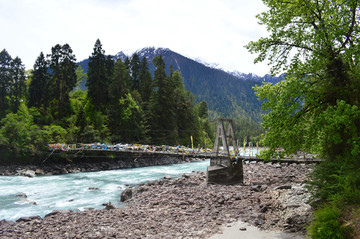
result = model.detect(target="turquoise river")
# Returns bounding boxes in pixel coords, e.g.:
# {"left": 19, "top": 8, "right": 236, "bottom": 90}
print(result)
{"left": 0, "top": 160, "right": 210, "bottom": 221}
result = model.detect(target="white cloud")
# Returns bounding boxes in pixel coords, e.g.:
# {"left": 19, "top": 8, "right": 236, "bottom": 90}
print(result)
{"left": 0, "top": 0, "right": 271, "bottom": 76}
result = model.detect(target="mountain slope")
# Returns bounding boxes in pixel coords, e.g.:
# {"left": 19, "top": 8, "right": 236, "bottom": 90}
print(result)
{"left": 78, "top": 47, "right": 281, "bottom": 121}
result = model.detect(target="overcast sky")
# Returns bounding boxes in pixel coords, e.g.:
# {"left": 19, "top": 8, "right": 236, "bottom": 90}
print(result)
{"left": 0, "top": 0, "right": 270, "bottom": 76}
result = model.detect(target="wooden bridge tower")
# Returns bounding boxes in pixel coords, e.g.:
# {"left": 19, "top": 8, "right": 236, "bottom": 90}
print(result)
{"left": 207, "top": 119, "right": 243, "bottom": 184}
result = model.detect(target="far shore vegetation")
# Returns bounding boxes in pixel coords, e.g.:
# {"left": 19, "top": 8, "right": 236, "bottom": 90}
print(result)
{"left": 0, "top": 40, "right": 216, "bottom": 152}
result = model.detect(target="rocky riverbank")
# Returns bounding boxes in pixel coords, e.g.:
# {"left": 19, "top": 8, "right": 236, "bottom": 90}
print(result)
{"left": 0, "top": 162, "right": 313, "bottom": 238}
{"left": 0, "top": 155, "right": 199, "bottom": 177}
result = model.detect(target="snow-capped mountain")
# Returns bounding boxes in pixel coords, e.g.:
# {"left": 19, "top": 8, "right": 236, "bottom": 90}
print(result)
{"left": 78, "top": 47, "right": 283, "bottom": 121}
{"left": 193, "top": 57, "right": 224, "bottom": 71}
{"left": 228, "top": 71, "right": 284, "bottom": 84}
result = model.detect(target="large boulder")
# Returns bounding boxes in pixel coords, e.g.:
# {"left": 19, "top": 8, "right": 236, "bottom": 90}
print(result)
{"left": 35, "top": 169, "right": 45, "bottom": 175}
{"left": 16, "top": 216, "right": 41, "bottom": 223}
{"left": 44, "top": 210, "right": 72, "bottom": 218}
{"left": 120, "top": 188, "right": 133, "bottom": 202}
{"left": 103, "top": 202, "right": 116, "bottom": 210}
{"left": 23, "top": 170, "right": 36, "bottom": 177}
{"left": 16, "top": 193, "right": 27, "bottom": 198}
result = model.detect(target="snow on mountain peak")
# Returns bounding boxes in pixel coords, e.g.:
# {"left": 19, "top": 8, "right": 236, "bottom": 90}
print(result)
{"left": 114, "top": 47, "right": 172, "bottom": 60}
{"left": 193, "top": 57, "right": 224, "bottom": 70}
{"left": 229, "top": 71, "right": 261, "bottom": 80}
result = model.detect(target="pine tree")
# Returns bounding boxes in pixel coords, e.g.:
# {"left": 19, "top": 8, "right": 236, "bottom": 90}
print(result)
{"left": 74, "top": 65, "right": 87, "bottom": 91}
{"left": 171, "top": 70, "right": 199, "bottom": 146}
{"left": 138, "top": 57, "right": 153, "bottom": 103}
{"left": 197, "top": 101, "right": 208, "bottom": 119}
{"left": 9, "top": 57, "right": 26, "bottom": 112}
{"left": 196, "top": 101, "right": 214, "bottom": 148}
{"left": 108, "top": 93, "right": 147, "bottom": 143}
{"left": 49, "top": 43, "right": 77, "bottom": 120}
{"left": 149, "top": 57, "right": 178, "bottom": 144}
{"left": 105, "top": 55, "right": 114, "bottom": 88}
{"left": 0, "top": 49, "right": 12, "bottom": 118}
{"left": 86, "top": 39, "right": 110, "bottom": 112}
{"left": 138, "top": 57, "right": 153, "bottom": 133}
{"left": 29, "top": 52, "right": 49, "bottom": 109}
{"left": 107, "top": 59, "right": 131, "bottom": 140}
{"left": 0, "top": 50, "right": 27, "bottom": 118}
{"left": 124, "top": 57, "right": 131, "bottom": 71}
{"left": 108, "top": 59, "right": 130, "bottom": 103}
{"left": 130, "top": 53, "right": 140, "bottom": 91}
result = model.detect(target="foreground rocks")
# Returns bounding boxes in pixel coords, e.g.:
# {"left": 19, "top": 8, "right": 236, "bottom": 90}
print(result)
{"left": 0, "top": 162, "right": 313, "bottom": 238}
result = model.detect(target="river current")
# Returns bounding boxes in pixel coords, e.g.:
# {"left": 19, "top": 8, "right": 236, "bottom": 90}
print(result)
{"left": 0, "top": 147, "right": 259, "bottom": 221}
{"left": 0, "top": 160, "right": 210, "bottom": 221}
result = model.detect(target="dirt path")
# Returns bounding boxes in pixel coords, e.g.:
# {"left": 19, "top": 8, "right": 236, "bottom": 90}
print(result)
{"left": 209, "top": 221, "right": 305, "bottom": 239}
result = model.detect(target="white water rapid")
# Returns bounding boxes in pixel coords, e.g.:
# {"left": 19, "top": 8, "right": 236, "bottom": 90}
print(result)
{"left": 0, "top": 160, "right": 210, "bottom": 221}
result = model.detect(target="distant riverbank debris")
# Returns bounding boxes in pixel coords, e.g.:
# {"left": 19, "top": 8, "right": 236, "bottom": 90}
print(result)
{"left": 47, "top": 143, "right": 260, "bottom": 157}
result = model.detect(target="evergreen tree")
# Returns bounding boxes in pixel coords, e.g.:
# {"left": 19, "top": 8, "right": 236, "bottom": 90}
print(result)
{"left": 0, "top": 50, "right": 27, "bottom": 118}
{"left": 124, "top": 57, "right": 131, "bottom": 71}
{"left": 108, "top": 93, "right": 147, "bottom": 143}
{"left": 196, "top": 101, "right": 214, "bottom": 148}
{"left": 74, "top": 65, "right": 87, "bottom": 91}
{"left": 69, "top": 90, "right": 88, "bottom": 140}
{"left": 108, "top": 59, "right": 130, "bottom": 103}
{"left": 130, "top": 53, "right": 140, "bottom": 90}
{"left": 0, "top": 49, "right": 12, "bottom": 118}
{"left": 138, "top": 57, "right": 153, "bottom": 104}
{"left": 138, "top": 57, "right": 153, "bottom": 133}
{"left": 107, "top": 59, "right": 131, "bottom": 140}
{"left": 149, "top": 57, "right": 178, "bottom": 144}
{"left": 197, "top": 101, "right": 208, "bottom": 119}
{"left": 86, "top": 39, "right": 110, "bottom": 112}
{"left": 49, "top": 43, "right": 77, "bottom": 121}
{"left": 28, "top": 52, "right": 49, "bottom": 109}
{"left": 9, "top": 57, "right": 26, "bottom": 112}
{"left": 105, "top": 55, "right": 115, "bottom": 88}
{"left": 171, "top": 70, "right": 199, "bottom": 146}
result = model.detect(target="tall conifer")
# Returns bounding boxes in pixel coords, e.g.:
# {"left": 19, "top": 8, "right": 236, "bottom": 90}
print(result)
{"left": 0, "top": 50, "right": 27, "bottom": 117}
{"left": 130, "top": 53, "right": 140, "bottom": 91}
{"left": 86, "top": 39, "right": 110, "bottom": 112}
{"left": 138, "top": 57, "right": 153, "bottom": 103}
{"left": 9, "top": 57, "right": 26, "bottom": 112}
{"left": 49, "top": 43, "right": 77, "bottom": 120}
{"left": 0, "top": 49, "right": 12, "bottom": 118}
{"left": 149, "top": 56, "right": 178, "bottom": 144}
{"left": 29, "top": 52, "right": 49, "bottom": 109}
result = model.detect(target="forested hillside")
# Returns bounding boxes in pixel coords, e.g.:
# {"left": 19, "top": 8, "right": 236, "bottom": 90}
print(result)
{"left": 79, "top": 47, "right": 283, "bottom": 122}
{"left": 0, "top": 41, "right": 214, "bottom": 150}
{"left": 0, "top": 40, "right": 274, "bottom": 150}
{"left": 78, "top": 47, "right": 279, "bottom": 142}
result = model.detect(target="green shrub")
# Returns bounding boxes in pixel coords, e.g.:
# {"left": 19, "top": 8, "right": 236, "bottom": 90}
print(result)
{"left": 42, "top": 125, "right": 67, "bottom": 143}
{"left": 307, "top": 159, "right": 360, "bottom": 206}
{"left": 308, "top": 204, "right": 351, "bottom": 239}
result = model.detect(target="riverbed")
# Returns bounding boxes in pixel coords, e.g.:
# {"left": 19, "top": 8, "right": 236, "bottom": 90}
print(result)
{"left": 0, "top": 162, "right": 312, "bottom": 238}
{"left": 0, "top": 160, "right": 210, "bottom": 221}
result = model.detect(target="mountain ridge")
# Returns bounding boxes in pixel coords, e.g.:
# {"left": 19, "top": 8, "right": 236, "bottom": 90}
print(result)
{"left": 78, "top": 47, "right": 283, "bottom": 121}
{"left": 113, "top": 47, "right": 283, "bottom": 83}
